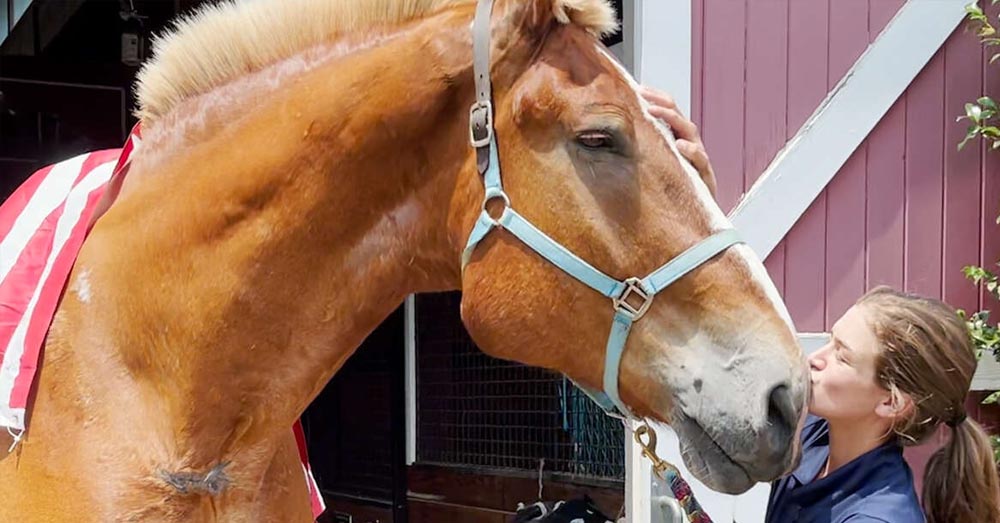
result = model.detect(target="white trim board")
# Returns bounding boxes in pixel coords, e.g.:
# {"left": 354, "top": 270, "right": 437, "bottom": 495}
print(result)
{"left": 973, "top": 355, "right": 1000, "bottom": 391}
{"left": 631, "top": 0, "right": 692, "bottom": 115}
{"left": 404, "top": 294, "right": 417, "bottom": 465}
{"left": 728, "top": 0, "right": 968, "bottom": 259}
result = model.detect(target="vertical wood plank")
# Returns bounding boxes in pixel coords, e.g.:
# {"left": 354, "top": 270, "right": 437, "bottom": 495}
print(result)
{"left": 865, "top": 99, "right": 906, "bottom": 291}
{"left": 785, "top": 206, "right": 826, "bottom": 330}
{"left": 744, "top": 0, "right": 788, "bottom": 189}
{"left": 828, "top": 0, "right": 870, "bottom": 82}
{"left": 982, "top": 2, "right": 1000, "bottom": 313}
{"left": 863, "top": 0, "right": 908, "bottom": 294}
{"left": 691, "top": 0, "right": 705, "bottom": 127}
{"left": 869, "top": 0, "right": 905, "bottom": 42}
{"left": 904, "top": 52, "right": 946, "bottom": 299}
{"left": 745, "top": 0, "right": 789, "bottom": 295}
{"left": 765, "top": 244, "right": 786, "bottom": 298}
{"left": 783, "top": 0, "right": 830, "bottom": 331}
{"left": 701, "top": 0, "right": 747, "bottom": 212}
{"left": 825, "top": 0, "right": 870, "bottom": 327}
{"left": 826, "top": 149, "right": 868, "bottom": 326}
{"left": 943, "top": 29, "right": 984, "bottom": 314}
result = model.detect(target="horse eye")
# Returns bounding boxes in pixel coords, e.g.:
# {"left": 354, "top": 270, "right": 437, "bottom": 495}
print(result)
{"left": 576, "top": 131, "right": 615, "bottom": 150}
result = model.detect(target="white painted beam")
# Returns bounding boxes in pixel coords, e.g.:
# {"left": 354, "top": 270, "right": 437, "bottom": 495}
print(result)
{"left": 728, "top": 0, "right": 968, "bottom": 259}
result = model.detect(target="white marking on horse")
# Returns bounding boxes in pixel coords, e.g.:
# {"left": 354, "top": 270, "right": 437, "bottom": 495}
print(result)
{"left": 73, "top": 268, "right": 92, "bottom": 304}
{"left": 343, "top": 197, "right": 422, "bottom": 273}
{"left": 595, "top": 45, "right": 794, "bottom": 330}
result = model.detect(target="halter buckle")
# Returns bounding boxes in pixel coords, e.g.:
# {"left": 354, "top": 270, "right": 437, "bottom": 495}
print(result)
{"left": 469, "top": 100, "right": 494, "bottom": 148}
{"left": 613, "top": 277, "right": 653, "bottom": 320}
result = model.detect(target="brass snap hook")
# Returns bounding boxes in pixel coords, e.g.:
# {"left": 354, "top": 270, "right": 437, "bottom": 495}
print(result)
{"left": 634, "top": 422, "right": 678, "bottom": 479}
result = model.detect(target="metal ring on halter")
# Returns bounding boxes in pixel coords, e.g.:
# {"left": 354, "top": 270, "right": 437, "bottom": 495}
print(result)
{"left": 613, "top": 276, "right": 655, "bottom": 320}
{"left": 482, "top": 187, "right": 510, "bottom": 226}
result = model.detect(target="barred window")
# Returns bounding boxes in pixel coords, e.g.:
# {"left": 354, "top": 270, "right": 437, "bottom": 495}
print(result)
{"left": 415, "top": 292, "right": 625, "bottom": 483}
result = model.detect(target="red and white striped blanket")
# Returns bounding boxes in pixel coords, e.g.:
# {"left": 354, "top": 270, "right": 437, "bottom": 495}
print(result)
{"left": 0, "top": 126, "right": 325, "bottom": 518}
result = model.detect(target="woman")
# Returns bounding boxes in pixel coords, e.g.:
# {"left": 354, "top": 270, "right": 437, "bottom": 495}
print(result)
{"left": 642, "top": 88, "right": 1000, "bottom": 523}
{"left": 766, "top": 287, "right": 1000, "bottom": 522}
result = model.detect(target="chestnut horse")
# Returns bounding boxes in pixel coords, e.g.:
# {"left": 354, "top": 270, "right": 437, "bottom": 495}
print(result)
{"left": 0, "top": 0, "right": 807, "bottom": 521}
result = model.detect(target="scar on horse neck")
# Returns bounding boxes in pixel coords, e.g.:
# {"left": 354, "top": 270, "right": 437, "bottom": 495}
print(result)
{"left": 159, "top": 462, "right": 231, "bottom": 496}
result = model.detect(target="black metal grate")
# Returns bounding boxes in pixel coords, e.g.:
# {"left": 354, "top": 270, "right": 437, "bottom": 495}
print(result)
{"left": 416, "top": 292, "right": 624, "bottom": 482}
{"left": 302, "top": 308, "right": 404, "bottom": 503}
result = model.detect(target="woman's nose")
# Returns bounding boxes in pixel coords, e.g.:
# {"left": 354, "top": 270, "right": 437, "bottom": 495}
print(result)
{"left": 808, "top": 346, "right": 829, "bottom": 371}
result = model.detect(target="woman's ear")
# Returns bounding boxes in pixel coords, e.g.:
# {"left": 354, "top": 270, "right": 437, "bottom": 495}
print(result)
{"left": 874, "top": 386, "right": 914, "bottom": 422}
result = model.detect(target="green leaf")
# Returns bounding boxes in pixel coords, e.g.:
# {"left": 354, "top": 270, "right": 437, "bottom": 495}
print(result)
{"left": 968, "top": 103, "right": 984, "bottom": 122}
{"left": 967, "top": 4, "right": 987, "bottom": 19}
{"left": 982, "top": 126, "right": 1000, "bottom": 138}
{"left": 981, "top": 97, "right": 1000, "bottom": 111}
{"left": 985, "top": 391, "right": 1000, "bottom": 404}
{"left": 965, "top": 267, "right": 1000, "bottom": 295}
{"left": 959, "top": 125, "right": 982, "bottom": 150}
{"left": 962, "top": 308, "right": 1000, "bottom": 355}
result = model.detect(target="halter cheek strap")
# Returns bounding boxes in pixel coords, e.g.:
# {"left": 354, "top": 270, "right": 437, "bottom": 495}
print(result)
{"left": 463, "top": 0, "right": 743, "bottom": 420}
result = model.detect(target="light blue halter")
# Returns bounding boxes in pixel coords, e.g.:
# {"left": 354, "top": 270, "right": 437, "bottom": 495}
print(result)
{"left": 463, "top": 0, "right": 743, "bottom": 420}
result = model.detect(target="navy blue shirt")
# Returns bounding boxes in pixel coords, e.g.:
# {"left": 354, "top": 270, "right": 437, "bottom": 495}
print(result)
{"left": 764, "top": 415, "right": 924, "bottom": 523}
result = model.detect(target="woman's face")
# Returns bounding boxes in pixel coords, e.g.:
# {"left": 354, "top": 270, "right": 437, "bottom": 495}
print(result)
{"left": 808, "top": 304, "right": 889, "bottom": 422}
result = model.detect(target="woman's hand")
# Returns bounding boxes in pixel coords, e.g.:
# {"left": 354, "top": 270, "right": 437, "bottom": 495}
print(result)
{"left": 640, "top": 86, "right": 717, "bottom": 197}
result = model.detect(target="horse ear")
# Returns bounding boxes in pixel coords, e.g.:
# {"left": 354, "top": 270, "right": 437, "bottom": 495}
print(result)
{"left": 494, "top": 0, "right": 618, "bottom": 42}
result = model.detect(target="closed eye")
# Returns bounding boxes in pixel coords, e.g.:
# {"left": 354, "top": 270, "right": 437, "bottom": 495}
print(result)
{"left": 576, "top": 130, "right": 616, "bottom": 151}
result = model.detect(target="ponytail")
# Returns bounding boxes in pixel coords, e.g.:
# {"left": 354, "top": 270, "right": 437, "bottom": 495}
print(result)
{"left": 857, "top": 288, "right": 1000, "bottom": 522}
{"left": 922, "top": 418, "right": 1000, "bottom": 523}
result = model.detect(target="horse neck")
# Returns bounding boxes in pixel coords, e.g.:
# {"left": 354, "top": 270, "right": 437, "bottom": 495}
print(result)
{"left": 89, "top": 21, "right": 481, "bottom": 468}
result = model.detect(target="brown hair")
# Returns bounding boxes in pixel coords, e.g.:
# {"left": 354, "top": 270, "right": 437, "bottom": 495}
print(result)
{"left": 858, "top": 286, "right": 1000, "bottom": 523}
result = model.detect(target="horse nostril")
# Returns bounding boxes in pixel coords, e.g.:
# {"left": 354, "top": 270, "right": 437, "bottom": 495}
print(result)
{"left": 768, "top": 384, "right": 798, "bottom": 434}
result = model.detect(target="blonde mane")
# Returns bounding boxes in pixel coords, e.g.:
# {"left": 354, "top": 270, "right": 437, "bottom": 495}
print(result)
{"left": 135, "top": 0, "right": 617, "bottom": 125}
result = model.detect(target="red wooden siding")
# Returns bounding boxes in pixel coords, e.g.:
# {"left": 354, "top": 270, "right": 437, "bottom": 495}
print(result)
{"left": 692, "top": 0, "right": 997, "bottom": 496}
{"left": 695, "top": 0, "right": 993, "bottom": 329}
{"left": 783, "top": 0, "right": 831, "bottom": 332}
